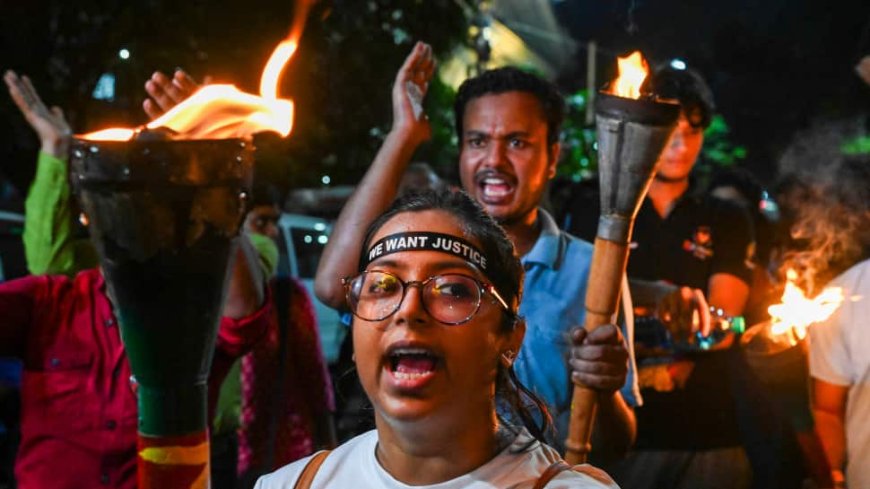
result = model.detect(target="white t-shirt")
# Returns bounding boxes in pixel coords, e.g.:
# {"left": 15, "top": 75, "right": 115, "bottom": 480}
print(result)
{"left": 254, "top": 429, "right": 618, "bottom": 489}
{"left": 809, "top": 259, "right": 870, "bottom": 489}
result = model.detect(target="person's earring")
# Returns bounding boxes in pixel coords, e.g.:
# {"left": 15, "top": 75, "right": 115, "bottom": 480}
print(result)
{"left": 501, "top": 349, "right": 516, "bottom": 367}
{"left": 352, "top": 353, "right": 356, "bottom": 363}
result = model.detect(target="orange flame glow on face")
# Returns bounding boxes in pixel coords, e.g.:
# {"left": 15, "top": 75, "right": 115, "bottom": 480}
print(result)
{"left": 768, "top": 269, "right": 844, "bottom": 345}
{"left": 81, "top": 1, "right": 314, "bottom": 141}
{"left": 608, "top": 51, "right": 649, "bottom": 100}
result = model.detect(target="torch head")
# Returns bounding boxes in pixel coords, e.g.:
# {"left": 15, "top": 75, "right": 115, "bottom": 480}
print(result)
{"left": 70, "top": 137, "right": 253, "bottom": 436}
{"left": 594, "top": 93, "right": 679, "bottom": 243}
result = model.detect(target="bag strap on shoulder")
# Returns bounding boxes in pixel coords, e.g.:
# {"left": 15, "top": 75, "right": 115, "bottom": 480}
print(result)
{"left": 293, "top": 450, "right": 332, "bottom": 489}
{"left": 532, "top": 461, "right": 574, "bottom": 489}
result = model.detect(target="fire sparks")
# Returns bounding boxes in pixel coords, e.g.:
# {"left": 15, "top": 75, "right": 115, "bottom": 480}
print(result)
{"left": 608, "top": 51, "right": 649, "bottom": 100}
{"left": 80, "top": 1, "right": 315, "bottom": 142}
{"left": 768, "top": 269, "right": 844, "bottom": 345}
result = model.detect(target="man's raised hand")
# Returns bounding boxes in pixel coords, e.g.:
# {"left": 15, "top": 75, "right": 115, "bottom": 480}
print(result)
{"left": 390, "top": 41, "right": 435, "bottom": 145}
{"left": 4, "top": 71, "right": 72, "bottom": 158}
{"left": 142, "top": 69, "right": 200, "bottom": 120}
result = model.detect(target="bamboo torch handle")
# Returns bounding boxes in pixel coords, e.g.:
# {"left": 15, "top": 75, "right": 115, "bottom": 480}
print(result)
{"left": 564, "top": 237, "right": 630, "bottom": 465}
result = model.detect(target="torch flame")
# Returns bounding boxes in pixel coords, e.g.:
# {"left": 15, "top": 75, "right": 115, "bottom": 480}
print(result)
{"left": 260, "top": 40, "right": 298, "bottom": 100}
{"left": 80, "top": 0, "right": 315, "bottom": 141}
{"left": 142, "top": 85, "right": 293, "bottom": 138}
{"left": 768, "top": 269, "right": 844, "bottom": 344}
{"left": 608, "top": 51, "right": 649, "bottom": 100}
{"left": 81, "top": 128, "right": 137, "bottom": 141}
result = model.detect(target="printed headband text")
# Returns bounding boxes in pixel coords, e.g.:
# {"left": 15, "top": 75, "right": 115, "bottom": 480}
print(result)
{"left": 363, "top": 232, "right": 488, "bottom": 272}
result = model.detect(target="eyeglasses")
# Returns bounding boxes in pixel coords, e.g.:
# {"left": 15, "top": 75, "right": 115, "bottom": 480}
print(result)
{"left": 342, "top": 270, "right": 514, "bottom": 325}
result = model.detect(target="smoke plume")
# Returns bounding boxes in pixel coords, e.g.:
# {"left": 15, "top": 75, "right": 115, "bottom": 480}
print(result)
{"left": 774, "top": 117, "right": 870, "bottom": 295}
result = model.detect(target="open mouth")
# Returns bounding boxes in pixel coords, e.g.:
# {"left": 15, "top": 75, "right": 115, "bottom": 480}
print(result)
{"left": 385, "top": 347, "right": 440, "bottom": 381}
{"left": 476, "top": 173, "right": 515, "bottom": 203}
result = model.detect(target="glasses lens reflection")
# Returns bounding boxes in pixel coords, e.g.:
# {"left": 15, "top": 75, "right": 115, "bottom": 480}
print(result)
{"left": 348, "top": 271, "right": 483, "bottom": 324}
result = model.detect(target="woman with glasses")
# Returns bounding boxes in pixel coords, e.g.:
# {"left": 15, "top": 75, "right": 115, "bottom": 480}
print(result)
{"left": 255, "top": 190, "right": 617, "bottom": 488}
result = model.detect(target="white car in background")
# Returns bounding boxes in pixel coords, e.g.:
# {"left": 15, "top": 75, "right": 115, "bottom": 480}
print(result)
{"left": 276, "top": 213, "right": 345, "bottom": 364}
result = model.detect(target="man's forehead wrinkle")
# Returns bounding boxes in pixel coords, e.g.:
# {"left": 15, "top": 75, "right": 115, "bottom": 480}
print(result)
{"left": 464, "top": 124, "right": 533, "bottom": 139}
{"left": 465, "top": 127, "right": 524, "bottom": 135}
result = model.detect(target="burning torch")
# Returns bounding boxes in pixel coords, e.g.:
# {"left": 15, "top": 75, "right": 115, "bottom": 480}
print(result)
{"left": 69, "top": 4, "right": 311, "bottom": 485}
{"left": 564, "top": 52, "right": 679, "bottom": 464}
{"left": 740, "top": 269, "right": 844, "bottom": 431}
{"left": 71, "top": 137, "right": 253, "bottom": 488}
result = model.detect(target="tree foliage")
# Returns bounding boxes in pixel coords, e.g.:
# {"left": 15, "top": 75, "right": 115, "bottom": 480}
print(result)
{"left": 556, "top": 88, "right": 747, "bottom": 188}
{"left": 1, "top": 0, "right": 475, "bottom": 197}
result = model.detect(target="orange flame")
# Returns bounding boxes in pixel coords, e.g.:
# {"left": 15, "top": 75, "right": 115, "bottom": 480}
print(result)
{"left": 143, "top": 84, "right": 293, "bottom": 138}
{"left": 608, "top": 51, "right": 649, "bottom": 100}
{"left": 80, "top": 1, "right": 315, "bottom": 141}
{"left": 260, "top": 40, "right": 298, "bottom": 100}
{"left": 768, "top": 269, "right": 844, "bottom": 345}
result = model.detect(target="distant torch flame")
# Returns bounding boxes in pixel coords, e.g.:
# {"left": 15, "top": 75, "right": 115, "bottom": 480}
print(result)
{"left": 768, "top": 269, "right": 844, "bottom": 345}
{"left": 607, "top": 51, "right": 649, "bottom": 100}
{"left": 80, "top": 1, "right": 314, "bottom": 142}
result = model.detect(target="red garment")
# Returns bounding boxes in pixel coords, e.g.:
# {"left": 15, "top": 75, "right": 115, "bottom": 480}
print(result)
{"left": 237, "top": 277, "right": 335, "bottom": 476}
{"left": 0, "top": 268, "right": 270, "bottom": 489}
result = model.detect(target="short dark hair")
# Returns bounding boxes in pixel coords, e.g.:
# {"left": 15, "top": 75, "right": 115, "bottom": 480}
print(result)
{"left": 454, "top": 67, "right": 566, "bottom": 147}
{"left": 652, "top": 65, "right": 715, "bottom": 129}
{"left": 357, "top": 189, "right": 553, "bottom": 444}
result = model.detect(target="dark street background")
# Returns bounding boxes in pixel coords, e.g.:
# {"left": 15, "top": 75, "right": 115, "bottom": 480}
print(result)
{"left": 0, "top": 0, "right": 868, "bottom": 205}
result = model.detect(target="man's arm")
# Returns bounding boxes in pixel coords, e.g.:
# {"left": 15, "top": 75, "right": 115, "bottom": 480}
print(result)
{"left": 707, "top": 272, "right": 749, "bottom": 317}
{"left": 629, "top": 278, "right": 712, "bottom": 339}
{"left": 22, "top": 152, "right": 98, "bottom": 276}
{"left": 707, "top": 198, "right": 754, "bottom": 317}
{"left": 313, "top": 41, "right": 434, "bottom": 308}
{"left": 636, "top": 199, "right": 753, "bottom": 348}
{"left": 569, "top": 324, "right": 636, "bottom": 461}
{"left": 591, "top": 390, "right": 636, "bottom": 463}
{"left": 4, "top": 71, "right": 98, "bottom": 276}
{"left": 812, "top": 378, "right": 849, "bottom": 487}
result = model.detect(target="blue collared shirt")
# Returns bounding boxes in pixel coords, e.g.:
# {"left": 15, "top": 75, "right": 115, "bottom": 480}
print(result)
{"left": 514, "top": 209, "right": 640, "bottom": 447}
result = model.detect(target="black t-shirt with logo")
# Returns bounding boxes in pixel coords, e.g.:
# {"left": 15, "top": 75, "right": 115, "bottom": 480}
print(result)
{"left": 630, "top": 194, "right": 755, "bottom": 450}
{"left": 628, "top": 194, "right": 754, "bottom": 291}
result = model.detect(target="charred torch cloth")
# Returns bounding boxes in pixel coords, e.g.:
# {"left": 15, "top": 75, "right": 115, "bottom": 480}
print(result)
{"left": 363, "top": 232, "right": 489, "bottom": 274}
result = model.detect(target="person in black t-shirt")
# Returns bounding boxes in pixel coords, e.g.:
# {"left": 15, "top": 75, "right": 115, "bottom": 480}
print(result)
{"left": 600, "top": 65, "right": 761, "bottom": 489}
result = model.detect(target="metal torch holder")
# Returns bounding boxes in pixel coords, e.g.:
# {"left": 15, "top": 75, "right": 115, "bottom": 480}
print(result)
{"left": 70, "top": 137, "right": 253, "bottom": 488}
